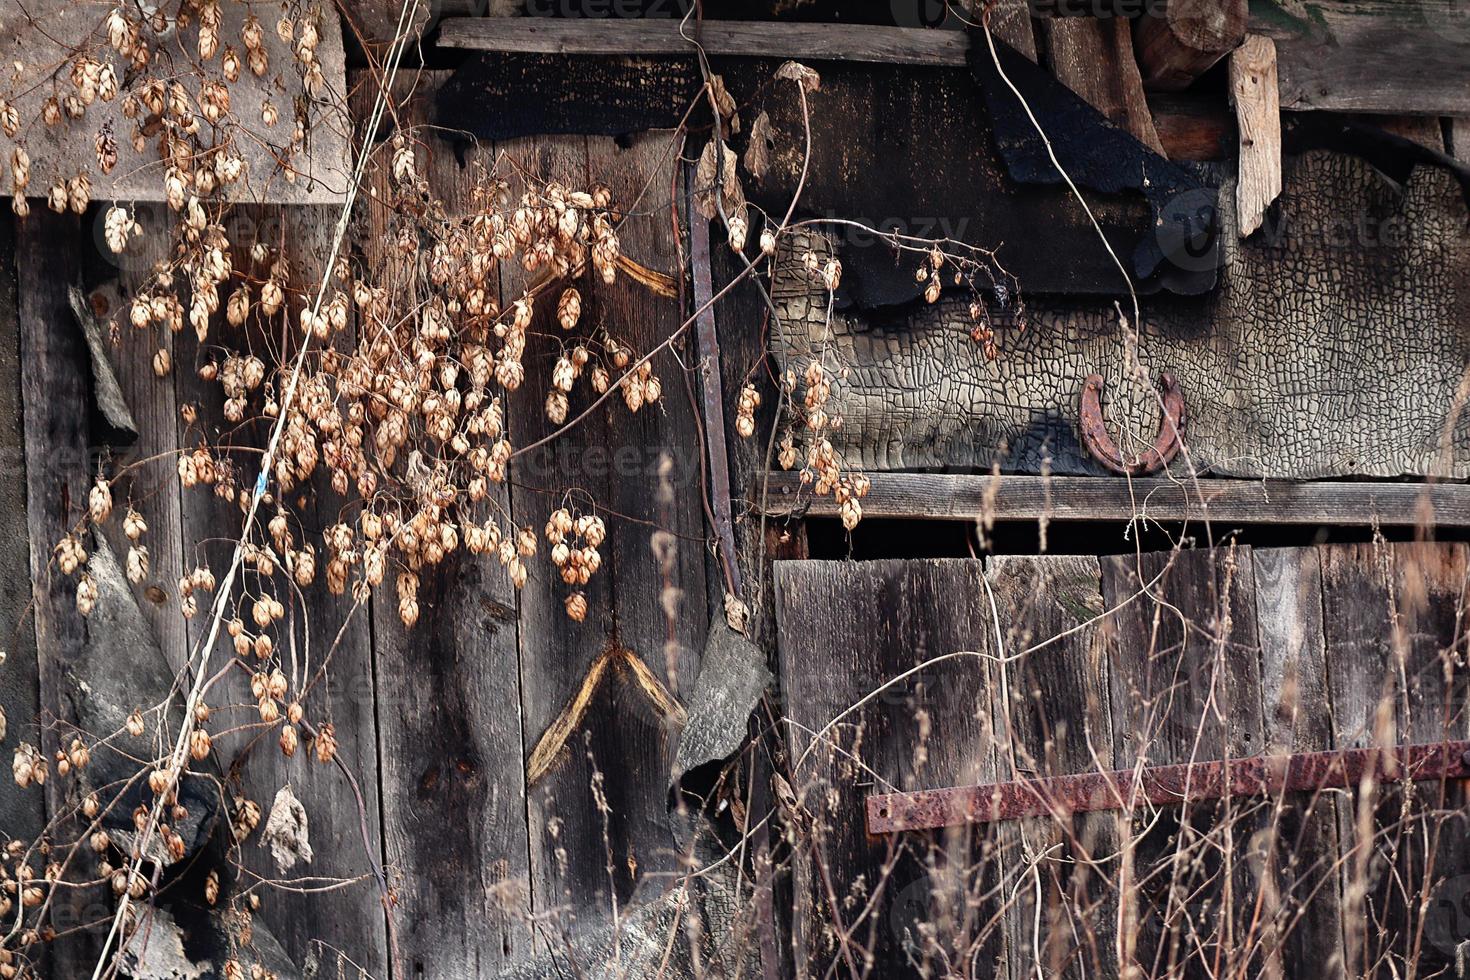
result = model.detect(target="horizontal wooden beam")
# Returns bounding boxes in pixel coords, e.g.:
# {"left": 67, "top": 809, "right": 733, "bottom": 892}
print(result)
{"left": 436, "top": 18, "right": 972, "bottom": 65}
{"left": 1249, "top": 0, "right": 1470, "bottom": 115}
{"left": 754, "top": 472, "right": 1470, "bottom": 527}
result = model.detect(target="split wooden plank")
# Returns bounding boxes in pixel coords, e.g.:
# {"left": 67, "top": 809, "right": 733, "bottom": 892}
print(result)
{"left": 1249, "top": 548, "right": 1346, "bottom": 979}
{"left": 988, "top": 556, "right": 1119, "bottom": 980}
{"left": 16, "top": 210, "right": 102, "bottom": 973}
{"left": 1135, "top": 0, "right": 1249, "bottom": 90}
{"left": 358, "top": 72, "right": 532, "bottom": 977}
{"left": 756, "top": 472, "right": 1470, "bottom": 528}
{"left": 437, "top": 17, "right": 974, "bottom": 65}
{"left": 1229, "top": 35, "right": 1282, "bottom": 237}
{"left": 1100, "top": 546, "right": 1267, "bottom": 977}
{"left": 1250, "top": 0, "right": 1470, "bottom": 115}
{"left": 1042, "top": 17, "right": 1166, "bottom": 154}
{"left": 0, "top": 213, "right": 44, "bottom": 852}
{"left": 774, "top": 559, "right": 1004, "bottom": 977}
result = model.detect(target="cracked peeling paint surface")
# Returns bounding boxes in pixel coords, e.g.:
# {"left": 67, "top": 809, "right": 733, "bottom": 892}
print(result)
{"left": 772, "top": 154, "right": 1470, "bottom": 479}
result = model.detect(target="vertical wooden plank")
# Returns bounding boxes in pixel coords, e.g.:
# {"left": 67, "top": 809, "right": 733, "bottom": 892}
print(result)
{"left": 17, "top": 209, "right": 101, "bottom": 973}
{"left": 774, "top": 559, "right": 1003, "bottom": 978}
{"left": 1043, "top": 17, "right": 1166, "bottom": 155}
{"left": 0, "top": 212, "right": 44, "bottom": 852}
{"left": 1229, "top": 35, "right": 1282, "bottom": 238}
{"left": 167, "top": 203, "right": 389, "bottom": 976}
{"left": 364, "top": 74, "right": 532, "bottom": 976}
{"left": 989, "top": 555, "right": 1118, "bottom": 980}
{"left": 92, "top": 220, "right": 189, "bottom": 676}
{"left": 1318, "top": 541, "right": 1470, "bottom": 977}
{"left": 1101, "top": 545, "right": 1267, "bottom": 978}
{"left": 1251, "top": 547, "right": 1346, "bottom": 979}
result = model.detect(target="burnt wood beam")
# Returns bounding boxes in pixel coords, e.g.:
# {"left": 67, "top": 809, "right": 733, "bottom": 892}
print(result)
{"left": 1134, "top": 0, "right": 1249, "bottom": 91}
{"left": 436, "top": 18, "right": 973, "bottom": 65}
{"left": 755, "top": 472, "right": 1470, "bottom": 527}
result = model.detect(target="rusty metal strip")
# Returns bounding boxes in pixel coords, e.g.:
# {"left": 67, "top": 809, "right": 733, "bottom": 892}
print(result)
{"left": 688, "top": 171, "right": 742, "bottom": 598}
{"left": 1079, "top": 371, "right": 1186, "bottom": 476}
{"left": 867, "top": 740, "right": 1470, "bottom": 834}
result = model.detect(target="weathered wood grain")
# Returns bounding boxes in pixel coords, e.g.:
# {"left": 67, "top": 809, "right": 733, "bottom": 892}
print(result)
{"left": 0, "top": 213, "right": 43, "bottom": 852}
{"left": 989, "top": 555, "right": 1119, "bottom": 980}
{"left": 1136, "top": 0, "right": 1249, "bottom": 91}
{"left": 1317, "top": 541, "right": 1470, "bottom": 977}
{"left": 756, "top": 471, "right": 1470, "bottom": 528}
{"left": 165, "top": 204, "right": 389, "bottom": 977}
{"left": 772, "top": 150, "right": 1470, "bottom": 479}
{"left": 1230, "top": 35, "right": 1282, "bottom": 236}
{"left": 438, "top": 17, "right": 975, "bottom": 64}
{"left": 1250, "top": 547, "right": 1346, "bottom": 979}
{"left": 16, "top": 210, "right": 102, "bottom": 973}
{"left": 1043, "top": 17, "right": 1166, "bottom": 154}
{"left": 1101, "top": 546, "right": 1267, "bottom": 978}
{"left": 357, "top": 71, "right": 532, "bottom": 978}
{"left": 1249, "top": 0, "right": 1470, "bottom": 115}
{"left": 774, "top": 559, "right": 1003, "bottom": 977}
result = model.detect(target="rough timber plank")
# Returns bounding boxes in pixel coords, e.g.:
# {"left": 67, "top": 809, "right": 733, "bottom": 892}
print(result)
{"left": 1249, "top": 0, "right": 1470, "bottom": 115}
{"left": 1317, "top": 542, "right": 1470, "bottom": 977}
{"left": 168, "top": 206, "right": 389, "bottom": 978}
{"left": 437, "top": 18, "right": 974, "bottom": 64}
{"left": 1229, "top": 35, "right": 1282, "bottom": 237}
{"left": 1042, "top": 17, "right": 1166, "bottom": 154}
{"left": 1249, "top": 547, "right": 1345, "bottom": 979}
{"left": 96, "top": 228, "right": 188, "bottom": 676}
{"left": 0, "top": 212, "right": 43, "bottom": 852}
{"left": 988, "top": 556, "right": 1118, "bottom": 980}
{"left": 774, "top": 559, "right": 1003, "bottom": 978}
{"left": 1100, "top": 546, "right": 1267, "bottom": 978}
{"left": 16, "top": 210, "right": 100, "bottom": 974}
{"left": 771, "top": 152, "right": 1470, "bottom": 479}
{"left": 756, "top": 472, "right": 1470, "bottom": 528}
{"left": 360, "top": 72, "right": 532, "bottom": 978}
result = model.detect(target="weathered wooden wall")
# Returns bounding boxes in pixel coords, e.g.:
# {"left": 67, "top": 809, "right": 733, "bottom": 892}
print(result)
{"left": 775, "top": 545, "right": 1470, "bottom": 978}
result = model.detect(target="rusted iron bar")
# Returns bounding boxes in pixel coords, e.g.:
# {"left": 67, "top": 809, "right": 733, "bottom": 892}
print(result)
{"left": 867, "top": 740, "right": 1470, "bottom": 834}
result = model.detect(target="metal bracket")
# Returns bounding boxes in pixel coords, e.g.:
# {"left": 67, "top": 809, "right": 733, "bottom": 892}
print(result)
{"left": 867, "top": 739, "right": 1470, "bottom": 834}
{"left": 1079, "top": 371, "right": 1186, "bottom": 476}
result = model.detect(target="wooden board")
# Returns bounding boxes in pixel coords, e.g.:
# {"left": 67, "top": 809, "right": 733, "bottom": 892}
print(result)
{"left": 1101, "top": 546, "right": 1268, "bottom": 977}
{"left": 1250, "top": 0, "right": 1470, "bottom": 115}
{"left": 437, "top": 17, "right": 974, "bottom": 65}
{"left": 1318, "top": 542, "right": 1470, "bottom": 976}
{"left": 756, "top": 472, "right": 1470, "bottom": 528}
{"left": 1042, "top": 17, "right": 1165, "bottom": 154}
{"left": 1249, "top": 547, "right": 1346, "bottom": 978}
{"left": 988, "top": 556, "right": 1119, "bottom": 980}
{"left": 774, "top": 559, "right": 1004, "bottom": 977}
{"left": 0, "top": 212, "right": 44, "bottom": 851}
{"left": 167, "top": 203, "right": 390, "bottom": 977}
{"left": 357, "top": 73, "right": 532, "bottom": 979}
{"left": 771, "top": 149, "right": 1470, "bottom": 478}
{"left": 16, "top": 210, "right": 100, "bottom": 974}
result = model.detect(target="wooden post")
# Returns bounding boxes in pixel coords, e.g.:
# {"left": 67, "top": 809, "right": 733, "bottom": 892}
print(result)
{"left": 1229, "top": 34, "right": 1281, "bottom": 237}
{"left": 1135, "top": 0, "right": 1248, "bottom": 91}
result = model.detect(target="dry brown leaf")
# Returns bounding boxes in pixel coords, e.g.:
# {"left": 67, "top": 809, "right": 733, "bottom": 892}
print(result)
{"left": 745, "top": 111, "right": 773, "bottom": 183}
{"left": 694, "top": 138, "right": 743, "bottom": 220}
{"left": 775, "top": 60, "right": 821, "bottom": 93}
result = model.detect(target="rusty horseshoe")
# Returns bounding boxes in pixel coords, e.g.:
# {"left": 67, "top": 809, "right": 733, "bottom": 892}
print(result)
{"left": 1079, "top": 371, "right": 1186, "bottom": 476}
